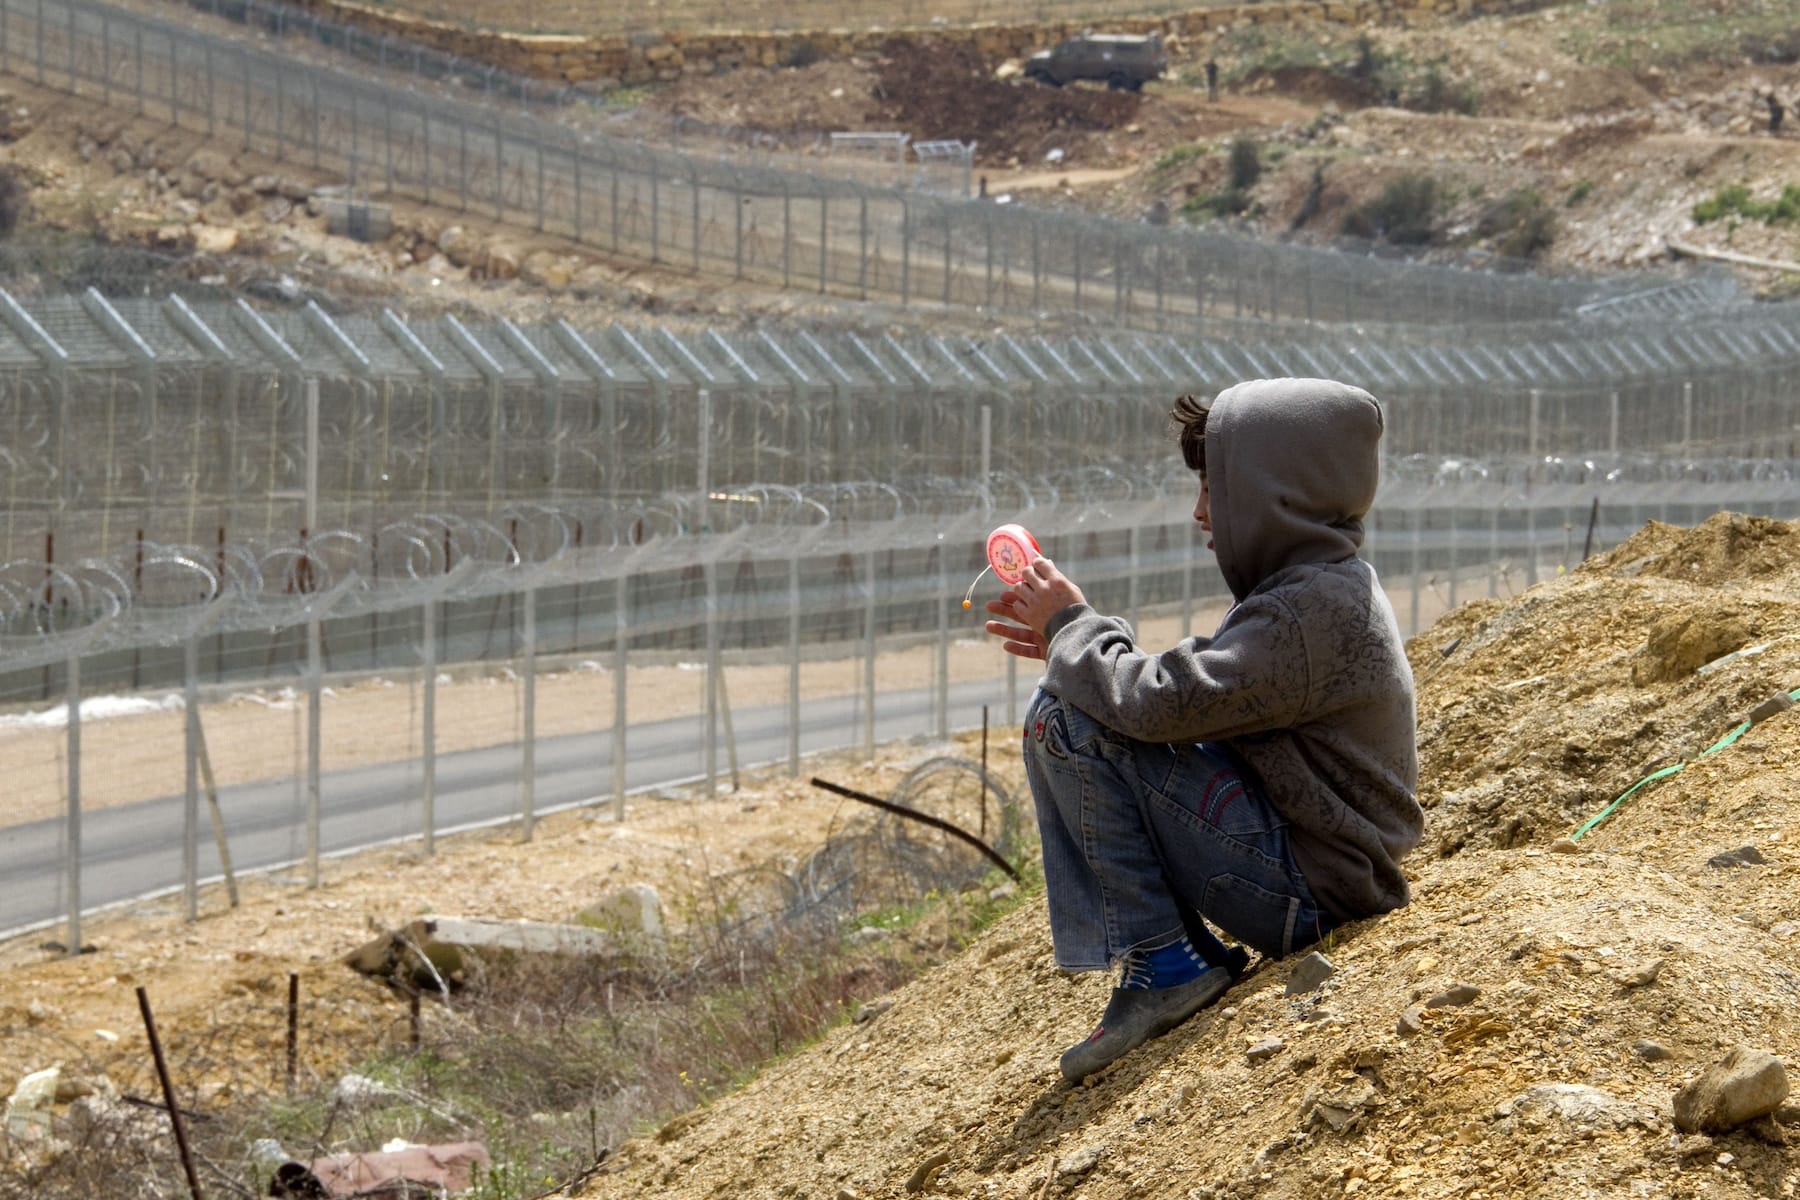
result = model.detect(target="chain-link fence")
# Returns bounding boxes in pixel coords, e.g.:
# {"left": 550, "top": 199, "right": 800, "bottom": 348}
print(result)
{"left": 1, "top": 0, "right": 1742, "bottom": 334}
{"left": 6, "top": 0, "right": 1800, "bottom": 957}
{"left": 6, "top": 444, "right": 1800, "bottom": 945}
{"left": 3, "top": 285, "right": 1798, "bottom": 573}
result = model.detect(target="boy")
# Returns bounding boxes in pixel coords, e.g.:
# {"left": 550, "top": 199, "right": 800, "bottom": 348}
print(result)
{"left": 984, "top": 378, "right": 1421, "bottom": 1082}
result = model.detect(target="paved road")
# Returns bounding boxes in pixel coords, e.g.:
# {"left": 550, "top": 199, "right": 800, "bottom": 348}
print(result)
{"left": 1, "top": 672, "right": 1035, "bottom": 937}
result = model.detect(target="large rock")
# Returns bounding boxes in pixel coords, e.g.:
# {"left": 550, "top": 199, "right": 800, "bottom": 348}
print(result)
{"left": 1673, "top": 1046, "right": 1789, "bottom": 1133}
{"left": 579, "top": 882, "right": 665, "bottom": 940}
{"left": 482, "top": 243, "right": 521, "bottom": 281}
{"left": 185, "top": 149, "right": 246, "bottom": 187}
{"left": 1633, "top": 609, "right": 1752, "bottom": 683}
{"left": 191, "top": 225, "right": 240, "bottom": 255}
{"left": 438, "top": 224, "right": 483, "bottom": 269}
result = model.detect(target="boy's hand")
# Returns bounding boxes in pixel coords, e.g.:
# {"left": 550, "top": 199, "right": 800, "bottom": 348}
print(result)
{"left": 981, "top": 557, "right": 1085, "bottom": 660}
{"left": 983, "top": 595, "right": 1046, "bottom": 660}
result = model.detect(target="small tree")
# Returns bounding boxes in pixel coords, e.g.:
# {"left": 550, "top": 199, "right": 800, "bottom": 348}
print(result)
{"left": 1227, "top": 137, "right": 1262, "bottom": 191}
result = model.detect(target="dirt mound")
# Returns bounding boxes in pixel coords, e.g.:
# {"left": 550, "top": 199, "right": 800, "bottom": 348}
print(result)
{"left": 631, "top": 40, "right": 1144, "bottom": 168}
{"left": 1524, "top": 115, "right": 1657, "bottom": 163}
{"left": 1413, "top": 514, "right": 1800, "bottom": 860}
{"left": 577, "top": 517, "right": 1800, "bottom": 1199}
{"left": 1248, "top": 63, "right": 1383, "bottom": 110}
{"left": 1597, "top": 511, "right": 1800, "bottom": 586}
{"left": 870, "top": 39, "right": 1140, "bottom": 164}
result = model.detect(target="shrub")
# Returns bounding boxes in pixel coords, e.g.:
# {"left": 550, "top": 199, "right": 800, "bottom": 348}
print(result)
{"left": 1181, "top": 187, "right": 1253, "bottom": 221}
{"left": 1151, "top": 143, "right": 1207, "bottom": 177}
{"left": 0, "top": 164, "right": 30, "bottom": 239}
{"left": 1227, "top": 137, "right": 1262, "bottom": 191}
{"left": 1478, "top": 188, "right": 1557, "bottom": 259}
{"left": 780, "top": 37, "right": 822, "bottom": 69}
{"left": 1414, "top": 62, "right": 1480, "bottom": 115}
{"left": 1693, "top": 184, "right": 1800, "bottom": 225}
{"left": 1342, "top": 173, "right": 1441, "bottom": 245}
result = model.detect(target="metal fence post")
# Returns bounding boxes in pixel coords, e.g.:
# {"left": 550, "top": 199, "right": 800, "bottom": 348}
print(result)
{"left": 535, "top": 132, "right": 545, "bottom": 231}
{"left": 1446, "top": 510, "right": 1460, "bottom": 612}
{"left": 690, "top": 161, "right": 701, "bottom": 273}
{"left": 241, "top": 45, "right": 250, "bottom": 150}
{"left": 275, "top": 56, "right": 285, "bottom": 158}
{"left": 935, "top": 540, "right": 949, "bottom": 740}
{"left": 422, "top": 596, "right": 437, "bottom": 854}
{"left": 651, "top": 152, "right": 661, "bottom": 263}
{"left": 1409, "top": 505, "right": 1422, "bottom": 637}
{"left": 858, "top": 189, "right": 869, "bottom": 299}
{"left": 571, "top": 128, "right": 583, "bottom": 242}
{"left": 184, "top": 636, "right": 200, "bottom": 921}
{"left": 863, "top": 547, "right": 876, "bottom": 760}
{"left": 942, "top": 204, "right": 952, "bottom": 306}
{"left": 64, "top": 650, "right": 81, "bottom": 956}
{"left": 613, "top": 572, "right": 627, "bottom": 820}
{"left": 520, "top": 586, "right": 536, "bottom": 839}
{"left": 304, "top": 376, "right": 322, "bottom": 888}
{"left": 421, "top": 104, "right": 432, "bottom": 207}
{"left": 782, "top": 176, "right": 792, "bottom": 288}
{"left": 787, "top": 553, "right": 801, "bottom": 775}
{"left": 1128, "top": 523, "right": 1141, "bottom": 631}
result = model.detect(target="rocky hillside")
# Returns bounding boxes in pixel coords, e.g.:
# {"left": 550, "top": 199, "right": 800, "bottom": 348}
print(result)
{"left": 636, "top": 0, "right": 1800, "bottom": 280}
{"left": 575, "top": 514, "right": 1800, "bottom": 1200}
{"left": 4, "top": 0, "right": 1798, "bottom": 322}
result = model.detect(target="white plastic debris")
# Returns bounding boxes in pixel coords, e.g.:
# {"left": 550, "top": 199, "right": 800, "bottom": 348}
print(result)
{"left": 4, "top": 1067, "right": 60, "bottom": 1137}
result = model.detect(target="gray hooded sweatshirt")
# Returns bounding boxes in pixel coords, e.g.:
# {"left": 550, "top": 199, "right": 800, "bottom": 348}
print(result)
{"left": 1040, "top": 377, "right": 1422, "bottom": 921}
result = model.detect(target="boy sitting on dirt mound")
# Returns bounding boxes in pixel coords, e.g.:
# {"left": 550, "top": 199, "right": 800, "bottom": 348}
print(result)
{"left": 983, "top": 378, "right": 1422, "bottom": 1082}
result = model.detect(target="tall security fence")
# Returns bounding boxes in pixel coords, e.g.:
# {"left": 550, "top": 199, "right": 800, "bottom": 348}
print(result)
{"left": 0, "top": 0, "right": 1745, "bottom": 334}
{"left": 5, "top": 450, "right": 1800, "bottom": 945}
{"left": 3, "top": 286, "right": 1799, "bottom": 571}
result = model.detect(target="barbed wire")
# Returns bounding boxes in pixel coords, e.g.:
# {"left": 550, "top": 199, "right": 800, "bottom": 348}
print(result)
{"left": 3, "top": 455, "right": 1797, "bottom": 675}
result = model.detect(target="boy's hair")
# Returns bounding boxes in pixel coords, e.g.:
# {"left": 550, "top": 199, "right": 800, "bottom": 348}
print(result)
{"left": 1169, "top": 393, "right": 1208, "bottom": 474}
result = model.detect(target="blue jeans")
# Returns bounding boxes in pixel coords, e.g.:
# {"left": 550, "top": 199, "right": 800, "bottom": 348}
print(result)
{"left": 1023, "top": 687, "right": 1332, "bottom": 972}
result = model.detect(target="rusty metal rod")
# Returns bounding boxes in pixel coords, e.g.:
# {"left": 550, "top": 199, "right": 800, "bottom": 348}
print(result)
{"left": 135, "top": 986, "right": 205, "bottom": 1200}
{"left": 285, "top": 973, "right": 299, "bottom": 1093}
{"left": 809, "top": 776, "right": 1019, "bottom": 882}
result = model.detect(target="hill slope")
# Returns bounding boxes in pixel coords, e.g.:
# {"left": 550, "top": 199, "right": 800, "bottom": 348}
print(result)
{"left": 577, "top": 514, "right": 1800, "bottom": 1200}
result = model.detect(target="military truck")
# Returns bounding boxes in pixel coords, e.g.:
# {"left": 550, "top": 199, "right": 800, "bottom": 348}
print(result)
{"left": 1022, "top": 33, "right": 1166, "bottom": 92}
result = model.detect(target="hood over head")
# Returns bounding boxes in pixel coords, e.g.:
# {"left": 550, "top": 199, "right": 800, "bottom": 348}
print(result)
{"left": 1206, "top": 377, "right": 1383, "bottom": 601}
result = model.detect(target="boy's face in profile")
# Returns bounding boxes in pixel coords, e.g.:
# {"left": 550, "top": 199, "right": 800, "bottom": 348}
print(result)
{"left": 1192, "top": 474, "right": 1213, "bottom": 550}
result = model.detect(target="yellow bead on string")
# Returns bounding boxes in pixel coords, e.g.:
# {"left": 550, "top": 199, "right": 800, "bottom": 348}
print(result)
{"left": 961, "top": 563, "right": 993, "bottom": 610}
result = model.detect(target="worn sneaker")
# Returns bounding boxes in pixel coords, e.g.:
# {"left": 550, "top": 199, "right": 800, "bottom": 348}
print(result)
{"left": 1059, "top": 967, "right": 1232, "bottom": 1083}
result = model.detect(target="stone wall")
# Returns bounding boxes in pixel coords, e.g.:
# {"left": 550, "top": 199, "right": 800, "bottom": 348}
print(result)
{"left": 282, "top": 0, "right": 1543, "bottom": 91}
